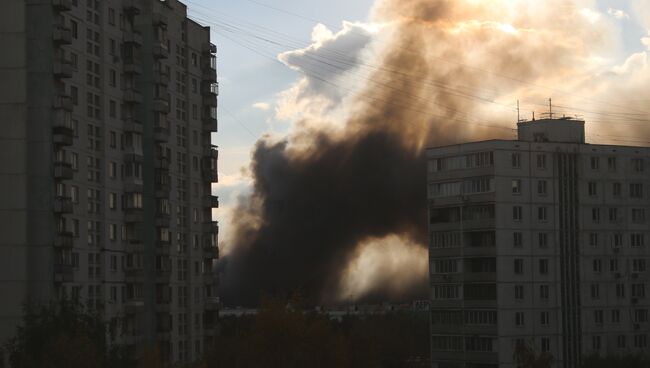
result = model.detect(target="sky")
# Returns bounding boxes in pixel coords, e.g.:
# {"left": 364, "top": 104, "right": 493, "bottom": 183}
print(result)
{"left": 181, "top": 0, "right": 650, "bottom": 303}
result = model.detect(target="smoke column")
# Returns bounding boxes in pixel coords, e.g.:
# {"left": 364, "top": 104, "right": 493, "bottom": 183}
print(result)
{"left": 218, "top": 0, "right": 650, "bottom": 306}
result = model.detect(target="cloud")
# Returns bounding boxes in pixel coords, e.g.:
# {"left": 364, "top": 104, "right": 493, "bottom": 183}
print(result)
{"left": 607, "top": 8, "right": 629, "bottom": 20}
{"left": 252, "top": 102, "right": 271, "bottom": 111}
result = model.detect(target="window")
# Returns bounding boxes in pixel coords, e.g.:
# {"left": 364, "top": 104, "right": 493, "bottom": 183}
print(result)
{"left": 632, "top": 209, "right": 646, "bottom": 223}
{"left": 539, "top": 259, "right": 549, "bottom": 275}
{"left": 631, "top": 284, "right": 645, "bottom": 298}
{"left": 592, "top": 208, "right": 600, "bottom": 223}
{"left": 109, "top": 69, "right": 117, "bottom": 87}
{"left": 109, "top": 224, "right": 117, "bottom": 241}
{"left": 593, "top": 259, "right": 602, "bottom": 273}
{"left": 70, "top": 185, "right": 79, "bottom": 203}
{"left": 515, "top": 312, "right": 524, "bottom": 326}
{"left": 590, "top": 157, "right": 599, "bottom": 170}
{"left": 610, "top": 259, "right": 619, "bottom": 272}
{"left": 109, "top": 100, "right": 117, "bottom": 118}
{"left": 608, "top": 156, "right": 617, "bottom": 171}
{"left": 612, "top": 309, "right": 620, "bottom": 323}
{"left": 536, "top": 154, "right": 546, "bottom": 169}
{"left": 108, "top": 8, "right": 115, "bottom": 25}
{"left": 541, "top": 338, "right": 550, "bottom": 352}
{"left": 512, "top": 179, "right": 521, "bottom": 194}
{"left": 538, "top": 233, "right": 548, "bottom": 248}
{"left": 539, "top": 284, "right": 549, "bottom": 299}
{"left": 71, "top": 20, "right": 78, "bottom": 38}
{"left": 540, "top": 311, "right": 549, "bottom": 325}
{"left": 514, "top": 285, "right": 524, "bottom": 300}
{"left": 514, "top": 259, "right": 524, "bottom": 275}
{"left": 538, "top": 207, "right": 547, "bottom": 221}
{"left": 513, "top": 232, "right": 523, "bottom": 248}
{"left": 512, "top": 153, "right": 521, "bottom": 168}
{"left": 537, "top": 180, "right": 547, "bottom": 195}
{"left": 633, "top": 334, "right": 647, "bottom": 348}
{"left": 588, "top": 182, "right": 597, "bottom": 196}
{"left": 616, "top": 284, "right": 626, "bottom": 299}
{"left": 592, "top": 336, "right": 601, "bottom": 350}
{"left": 633, "top": 259, "right": 647, "bottom": 272}
{"left": 617, "top": 335, "right": 626, "bottom": 348}
{"left": 109, "top": 193, "right": 117, "bottom": 210}
{"left": 513, "top": 206, "right": 522, "bottom": 221}
{"left": 591, "top": 284, "right": 600, "bottom": 299}
{"left": 634, "top": 309, "right": 648, "bottom": 323}
{"left": 108, "top": 161, "right": 116, "bottom": 179}
{"left": 589, "top": 233, "right": 598, "bottom": 247}
{"left": 631, "top": 233, "right": 644, "bottom": 247}
{"left": 613, "top": 182, "right": 622, "bottom": 196}
{"left": 594, "top": 310, "right": 604, "bottom": 324}
{"left": 630, "top": 183, "right": 643, "bottom": 198}
{"left": 632, "top": 158, "right": 644, "bottom": 172}
{"left": 70, "top": 85, "right": 79, "bottom": 105}
{"left": 614, "top": 233, "right": 623, "bottom": 247}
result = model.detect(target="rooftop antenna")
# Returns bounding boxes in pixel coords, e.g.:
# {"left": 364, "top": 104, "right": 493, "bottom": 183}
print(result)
{"left": 517, "top": 100, "right": 520, "bottom": 123}
{"left": 549, "top": 98, "right": 553, "bottom": 119}
{"left": 532, "top": 111, "right": 535, "bottom": 121}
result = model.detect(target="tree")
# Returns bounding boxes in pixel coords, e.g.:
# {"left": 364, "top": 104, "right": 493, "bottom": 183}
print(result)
{"left": 513, "top": 341, "right": 553, "bottom": 368}
{"left": 3, "top": 299, "right": 132, "bottom": 368}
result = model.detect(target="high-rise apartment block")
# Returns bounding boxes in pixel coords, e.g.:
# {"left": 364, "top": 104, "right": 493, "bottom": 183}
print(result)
{"left": 0, "top": 0, "right": 219, "bottom": 363}
{"left": 427, "top": 119, "right": 649, "bottom": 368}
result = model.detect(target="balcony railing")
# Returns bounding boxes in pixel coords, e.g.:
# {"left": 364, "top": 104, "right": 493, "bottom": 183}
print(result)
{"left": 53, "top": 59, "right": 73, "bottom": 79}
{"left": 52, "top": 0, "right": 72, "bottom": 11}
{"left": 53, "top": 26, "right": 72, "bottom": 45}
{"left": 53, "top": 196, "right": 73, "bottom": 214}
{"left": 123, "top": 88, "right": 143, "bottom": 104}
{"left": 123, "top": 57, "right": 142, "bottom": 75}
{"left": 54, "top": 231, "right": 74, "bottom": 248}
{"left": 123, "top": 32, "right": 143, "bottom": 46}
{"left": 53, "top": 162, "right": 73, "bottom": 180}
{"left": 153, "top": 42, "right": 169, "bottom": 59}
{"left": 53, "top": 263, "right": 73, "bottom": 283}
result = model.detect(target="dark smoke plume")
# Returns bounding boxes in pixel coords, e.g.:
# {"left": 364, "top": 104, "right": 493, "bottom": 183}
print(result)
{"left": 219, "top": 0, "right": 646, "bottom": 306}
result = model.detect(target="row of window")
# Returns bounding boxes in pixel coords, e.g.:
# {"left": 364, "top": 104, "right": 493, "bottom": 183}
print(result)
{"left": 591, "top": 334, "right": 647, "bottom": 350}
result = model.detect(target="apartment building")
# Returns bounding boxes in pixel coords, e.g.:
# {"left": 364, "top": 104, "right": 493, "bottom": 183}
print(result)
{"left": 0, "top": 0, "right": 219, "bottom": 364}
{"left": 427, "top": 119, "right": 650, "bottom": 368}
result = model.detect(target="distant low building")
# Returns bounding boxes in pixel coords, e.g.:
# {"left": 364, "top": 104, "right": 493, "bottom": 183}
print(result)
{"left": 427, "top": 118, "right": 649, "bottom": 368}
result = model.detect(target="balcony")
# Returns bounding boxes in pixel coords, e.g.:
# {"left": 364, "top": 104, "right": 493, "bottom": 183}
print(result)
{"left": 202, "top": 67, "right": 217, "bottom": 83}
{"left": 152, "top": 12, "right": 168, "bottom": 26}
{"left": 53, "top": 59, "right": 73, "bottom": 79}
{"left": 53, "top": 26, "right": 72, "bottom": 45}
{"left": 152, "top": 95, "right": 169, "bottom": 113}
{"left": 202, "top": 221, "right": 219, "bottom": 235}
{"left": 53, "top": 196, "right": 73, "bottom": 214}
{"left": 203, "top": 116, "right": 218, "bottom": 132}
{"left": 54, "top": 231, "right": 73, "bottom": 248}
{"left": 52, "top": 112, "right": 74, "bottom": 146}
{"left": 153, "top": 126, "right": 170, "bottom": 143}
{"left": 52, "top": 0, "right": 72, "bottom": 11}
{"left": 155, "top": 269, "right": 172, "bottom": 283}
{"left": 154, "top": 156, "right": 170, "bottom": 170}
{"left": 123, "top": 88, "right": 143, "bottom": 104}
{"left": 123, "top": 58, "right": 142, "bottom": 75}
{"left": 203, "top": 95, "right": 218, "bottom": 108}
{"left": 123, "top": 117, "right": 143, "bottom": 133}
{"left": 203, "top": 195, "right": 219, "bottom": 208}
{"left": 203, "top": 245, "right": 219, "bottom": 260}
{"left": 203, "top": 271, "right": 218, "bottom": 285}
{"left": 125, "top": 268, "right": 145, "bottom": 283}
{"left": 54, "top": 264, "right": 73, "bottom": 283}
{"left": 125, "top": 208, "right": 144, "bottom": 223}
{"left": 153, "top": 70, "right": 169, "bottom": 86}
{"left": 154, "top": 213, "right": 170, "bottom": 228}
{"left": 123, "top": 32, "right": 143, "bottom": 46}
{"left": 205, "top": 296, "right": 220, "bottom": 311}
{"left": 202, "top": 43, "right": 217, "bottom": 55}
{"left": 53, "top": 162, "right": 73, "bottom": 180}
{"left": 153, "top": 42, "right": 169, "bottom": 59}
{"left": 123, "top": 0, "right": 142, "bottom": 15}
{"left": 53, "top": 93, "right": 73, "bottom": 111}
{"left": 124, "top": 298, "right": 145, "bottom": 314}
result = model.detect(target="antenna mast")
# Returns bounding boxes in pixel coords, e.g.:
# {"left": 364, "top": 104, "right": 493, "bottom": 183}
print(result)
{"left": 549, "top": 98, "right": 553, "bottom": 119}
{"left": 517, "top": 100, "right": 520, "bottom": 123}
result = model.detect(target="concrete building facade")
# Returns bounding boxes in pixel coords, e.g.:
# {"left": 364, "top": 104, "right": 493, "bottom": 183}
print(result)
{"left": 0, "top": 0, "right": 219, "bottom": 364}
{"left": 427, "top": 119, "right": 649, "bottom": 368}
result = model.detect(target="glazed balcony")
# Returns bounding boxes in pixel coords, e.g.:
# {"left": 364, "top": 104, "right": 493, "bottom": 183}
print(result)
{"left": 123, "top": 57, "right": 142, "bottom": 75}
{"left": 53, "top": 263, "right": 73, "bottom": 283}
{"left": 153, "top": 68, "right": 169, "bottom": 86}
{"left": 205, "top": 296, "right": 220, "bottom": 311}
{"left": 123, "top": 88, "right": 143, "bottom": 104}
{"left": 54, "top": 231, "right": 74, "bottom": 248}
{"left": 53, "top": 59, "right": 73, "bottom": 79}
{"left": 53, "top": 196, "right": 73, "bottom": 214}
{"left": 153, "top": 42, "right": 169, "bottom": 59}
{"left": 53, "top": 26, "right": 72, "bottom": 45}
{"left": 203, "top": 245, "right": 219, "bottom": 260}
{"left": 52, "top": 0, "right": 72, "bottom": 11}
{"left": 124, "top": 208, "right": 144, "bottom": 223}
{"left": 53, "top": 93, "right": 73, "bottom": 112}
{"left": 203, "top": 194, "right": 219, "bottom": 208}
{"left": 123, "top": 117, "right": 143, "bottom": 134}
{"left": 52, "top": 111, "right": 74, "bottom": 146}
{"left": 123, "top": 32, "right": 143, "bottom": 46}
{"left": 123, "top": 0, "right": 142, "bottom": 15}
{"left": 53, "top": 162, "right": 73, "bottom": 180}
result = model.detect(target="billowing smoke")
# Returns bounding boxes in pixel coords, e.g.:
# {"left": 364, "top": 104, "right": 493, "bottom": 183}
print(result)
{"left": 218, "top": 0, "right": 650, "bottom": 306}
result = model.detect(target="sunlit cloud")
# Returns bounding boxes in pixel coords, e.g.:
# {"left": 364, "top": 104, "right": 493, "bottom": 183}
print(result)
{"left": 252, "top": 102, "right": 271, "bottom": 111}
{"left": 607, "top": 8, "right": 629, "bottom": 20}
